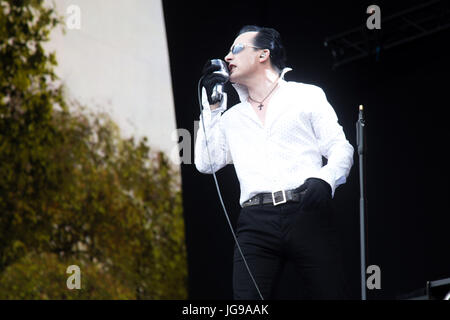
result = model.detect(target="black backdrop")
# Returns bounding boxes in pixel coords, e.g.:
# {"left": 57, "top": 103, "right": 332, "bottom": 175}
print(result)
{"left": 162, "top": 0, "right": 450, "bottom": 299}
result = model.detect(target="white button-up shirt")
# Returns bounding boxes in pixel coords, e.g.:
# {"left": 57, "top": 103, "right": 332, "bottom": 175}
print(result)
{"left": 195, "top": 68, "right": 354, "bottom": 207}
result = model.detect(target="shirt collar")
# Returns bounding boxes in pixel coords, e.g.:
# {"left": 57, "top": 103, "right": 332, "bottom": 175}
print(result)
{"left": 231, "top": 67, "right": 293, "bottom": 103}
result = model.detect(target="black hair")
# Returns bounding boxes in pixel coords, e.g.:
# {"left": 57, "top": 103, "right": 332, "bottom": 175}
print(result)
{"left": 237, "top": 25, "right": 287, "bottom": 73}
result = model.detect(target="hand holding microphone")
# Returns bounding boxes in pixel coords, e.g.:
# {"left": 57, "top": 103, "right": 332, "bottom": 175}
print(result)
{"left": 201, "top": 59, "right": 229, "bottom": 107}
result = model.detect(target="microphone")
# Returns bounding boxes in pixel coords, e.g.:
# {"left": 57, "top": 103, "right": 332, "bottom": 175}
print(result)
{"left": 209, "top": 59, "right": 229, "bottom": 104}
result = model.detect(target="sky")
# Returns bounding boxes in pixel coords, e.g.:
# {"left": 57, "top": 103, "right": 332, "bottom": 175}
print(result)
{"left": 44, "top": 0, "right": 179, "bottom": 163}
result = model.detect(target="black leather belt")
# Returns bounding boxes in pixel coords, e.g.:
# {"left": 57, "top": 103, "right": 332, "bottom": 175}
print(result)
{"left": 242, "top": 188, "right": 306, "bottom": 208}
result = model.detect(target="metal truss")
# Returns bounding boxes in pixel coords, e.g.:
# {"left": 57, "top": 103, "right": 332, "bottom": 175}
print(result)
{"left": 324, "top": 0, "right": 450, "bottom": 69}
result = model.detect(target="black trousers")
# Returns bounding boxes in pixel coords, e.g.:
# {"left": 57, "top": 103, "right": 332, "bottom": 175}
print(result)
{"left": 233, "top": 199, "right": 348, "bottom": 300}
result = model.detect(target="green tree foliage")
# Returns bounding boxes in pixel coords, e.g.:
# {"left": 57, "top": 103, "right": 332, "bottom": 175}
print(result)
{"left": 0, "top": 0, "right": 187, "bottom": 299}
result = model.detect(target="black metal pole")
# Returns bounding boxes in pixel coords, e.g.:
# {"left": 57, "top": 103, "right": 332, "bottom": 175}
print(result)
{"left": 356, "top": 104, "right": 367, "bottom": 300}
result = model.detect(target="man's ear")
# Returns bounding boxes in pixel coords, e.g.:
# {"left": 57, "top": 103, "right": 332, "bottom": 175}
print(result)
{"left": 259, "top": 49, "right": 270, "bottom": 62}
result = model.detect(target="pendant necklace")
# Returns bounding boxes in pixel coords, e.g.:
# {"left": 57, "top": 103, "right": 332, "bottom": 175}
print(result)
{"left": 248, "top": 79, "right": 280, "bottom": 111}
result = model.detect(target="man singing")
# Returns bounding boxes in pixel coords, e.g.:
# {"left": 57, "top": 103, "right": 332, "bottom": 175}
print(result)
{"left": 195, "top": 25, "right": 354, "bottom": 299}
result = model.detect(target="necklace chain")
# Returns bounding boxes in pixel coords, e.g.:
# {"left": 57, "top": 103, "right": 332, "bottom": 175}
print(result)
{"left": 248, "top": 80, "right": 279, "bottom": 110}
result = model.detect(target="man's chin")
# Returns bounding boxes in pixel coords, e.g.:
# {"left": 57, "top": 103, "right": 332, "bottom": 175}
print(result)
{"left": 229, "top": 75, "right": 241, "bottom": 85}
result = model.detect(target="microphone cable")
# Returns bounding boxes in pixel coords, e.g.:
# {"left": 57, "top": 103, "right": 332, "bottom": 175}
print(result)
{"left": 197, "top": 76, "right": 264, "bottom": 300}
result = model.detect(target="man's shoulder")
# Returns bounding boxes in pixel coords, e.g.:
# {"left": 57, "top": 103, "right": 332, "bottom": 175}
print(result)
{"left": 284, "top": 81, "right": 325, "bottom": 96}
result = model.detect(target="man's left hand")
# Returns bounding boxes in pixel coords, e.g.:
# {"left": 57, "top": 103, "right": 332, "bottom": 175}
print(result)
{"left": 297, "top": 178, "right": 332, "bottom": 211}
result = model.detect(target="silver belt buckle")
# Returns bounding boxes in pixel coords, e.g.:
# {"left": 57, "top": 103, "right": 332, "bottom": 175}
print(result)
{"left": 272, "top": 190, "right": 287, "bottom": 206}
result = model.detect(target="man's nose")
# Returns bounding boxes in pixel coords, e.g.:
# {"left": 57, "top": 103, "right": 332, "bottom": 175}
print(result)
{"left": 224, "top": 51, "right": 232, "bottom": 62}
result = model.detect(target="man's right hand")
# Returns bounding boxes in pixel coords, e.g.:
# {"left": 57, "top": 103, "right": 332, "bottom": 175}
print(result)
{"left": 201, "top": 62, "right": 227, "bottom": 106}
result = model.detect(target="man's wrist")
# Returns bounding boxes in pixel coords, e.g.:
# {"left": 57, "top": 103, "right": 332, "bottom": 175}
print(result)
{"left": 210, "top": 102, "right": 220, "bottom": 110}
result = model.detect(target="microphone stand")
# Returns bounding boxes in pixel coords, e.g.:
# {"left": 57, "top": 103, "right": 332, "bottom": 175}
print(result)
{"left": 356, "top": 105, "right": 367, "bottom": 300}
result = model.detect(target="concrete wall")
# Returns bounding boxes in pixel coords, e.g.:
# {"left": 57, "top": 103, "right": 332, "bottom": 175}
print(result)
{"left": 44, "top": 0, "right": 178, "bottom": 160}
